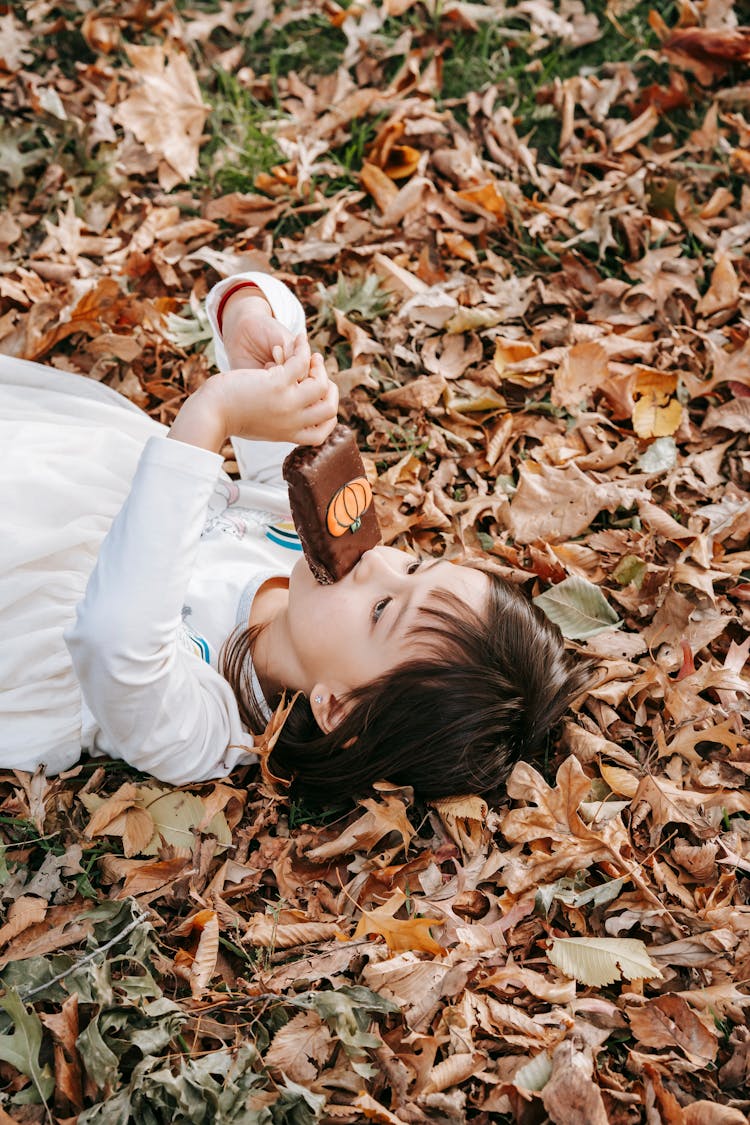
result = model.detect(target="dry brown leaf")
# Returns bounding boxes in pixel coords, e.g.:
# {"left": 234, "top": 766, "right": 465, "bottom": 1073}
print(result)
{"left": 114, "top": 44, "right": 209, "bottom": 188}
{"left": 551, "top": 340, "right": 609, "bottom": 408}
{"left": 189, "top": 910, "right": 220, "bottom": 996}
{"left": 509, "top": 462, "right": 645, "bottom": 544}
{"left": 422, "top": 1052, "right": 478, "bottom": 1094}
{"left": 83, "top": 782, "right": 156, "bottom": 858}
{"left": 265, "top": 1010, "right": 333, "bottom": 1083}
{"left": 683, "top": 1105, "right": 748, "bottom": 1125}
{"left": 0, "top": 896, "right": 46, "bottom": 948}
{"left": 40, "top": 993, "right": 82, "bottom": 1112}
{"left": 307, "top": 795, "right": 415, "bottom": 860}
{"left": 360, "top": 162, "right": 399, "bottom": 211}
{"left": 540, "top": 1040, "right": 608, "bottom": 1125}
{"left": 627, "top": 994, "right": 719, "bottom": 1066}
{"left": 697, "top": 250, "right": 740, "bottom": 315}
{"left": 430, "top": 794, "right": 491, "bottom": 855}
{"left": 245, "top": 916, "right": 342, "bottom": 949}
{"left": 611, "top": 104, "right": 659, "bottom": 153}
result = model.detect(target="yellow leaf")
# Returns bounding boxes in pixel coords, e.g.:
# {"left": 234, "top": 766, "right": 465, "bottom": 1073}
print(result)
{"left": 632, "top": 368, "right": 682, "bottom": 438}
{"left": 351, "top": 890, "right": 444, "bottom": 954}
{"left": 456, "top": 181, "right": 507, "bottom": 220}
{"left": 632, "top": 394, "right": 682, "bottom": 438}
{"left": 360, "top": 162, "right": 399, "bottom": 212}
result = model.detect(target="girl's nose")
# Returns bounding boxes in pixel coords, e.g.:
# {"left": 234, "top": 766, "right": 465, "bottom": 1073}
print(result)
{"left": 352, "top": 545, "right": 395, "bottom": 584}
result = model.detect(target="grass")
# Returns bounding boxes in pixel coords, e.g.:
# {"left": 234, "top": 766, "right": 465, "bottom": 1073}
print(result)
{"left": 241, "top": 13, "right": 348, "bottom": 88}
{"left": 196, "top": 68, "right": 284, "bottom": 195}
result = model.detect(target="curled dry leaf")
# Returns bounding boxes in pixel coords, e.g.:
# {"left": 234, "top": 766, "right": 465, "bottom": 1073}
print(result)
{"left": 430, "top": 793, "right": 491, "bottom": 855}
{"left": 307, "top": 795, "right": 415, "bottom": 860}
{"left": 422, "top": 1052, "right": 478, "bottom": 1095}
{"left": 0, "top": 896, "right": 46, "bottom": 948}
{"left": 245, "top": 916, "right": 343, "bottom": 949}
{"left": 189, "top": 910, "right": 220, "bottom": 997}
{"left": 82, "top": 782, "right": 155, "bottom": 858}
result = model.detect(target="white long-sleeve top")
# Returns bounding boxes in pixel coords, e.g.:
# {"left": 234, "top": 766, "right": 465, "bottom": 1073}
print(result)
{"left": 64, "top": 272, "right": 307, "bottom": 784}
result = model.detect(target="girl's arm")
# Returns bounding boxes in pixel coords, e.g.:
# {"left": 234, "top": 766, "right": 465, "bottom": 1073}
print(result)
{"left": 65, "top": 437, "right": 251, "bottom": 783}
{"left": 205, "top": 272, "right": 307, "bottom": 372}
{"left": 65, "top": 295, "right": 336, "bottom": 784}
{"left": 168, "top": 337, "right": 337, "bottom": 452}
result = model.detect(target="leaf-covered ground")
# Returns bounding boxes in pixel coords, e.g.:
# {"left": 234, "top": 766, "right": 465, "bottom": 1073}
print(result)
{"left": 1, "top": 1, "right": 749, "bottom": 1122}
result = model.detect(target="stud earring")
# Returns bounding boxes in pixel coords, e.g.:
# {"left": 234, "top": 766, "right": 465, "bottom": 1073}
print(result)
{"left": 313, "top": 695, "right": 323, "bottom": 704}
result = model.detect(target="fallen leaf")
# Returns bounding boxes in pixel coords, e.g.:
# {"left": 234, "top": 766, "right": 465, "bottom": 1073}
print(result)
{"left": 626, "top": 994, "right": 718, "bottom": 1065}
{"left": 114, "top": 44, "right": 209, "bottom": 188}
{"left": 548, "top": 936, "right": 664, "bottom": 987}
{"left": 352, "top": 890, "right": 444, "bottom": 954}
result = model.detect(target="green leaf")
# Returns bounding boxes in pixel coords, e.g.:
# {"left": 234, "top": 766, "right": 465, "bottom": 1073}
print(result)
{"left": 0, "top": 989, "right": 54, "bottom": 1104}
{"left": 548, "top": 936, "right": 663, "bottom": 987}
{"left": 535, "top": 876, "right": 627, "bottom": 916}
{"left": 533, "top": 575, "right": 621, "bottom": 639}
{"left": 512, "top": 1050, "right": 552, "bottom": 1091}
{"left": 612, "top": 554, "right": 646, "bottom": 588}
{"left": 288, "top": 986, "right": 397, "bottom": 1079}
{"left": 77, "top": 1012, "right": 121, "bottom": 1095}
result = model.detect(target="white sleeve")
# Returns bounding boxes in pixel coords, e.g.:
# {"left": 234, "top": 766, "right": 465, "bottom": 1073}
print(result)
{"left": 205, "top": 271, "right": 306, "bottom": 486}
{"left": 64, "top": 436, "right": 256, "bottom": 785}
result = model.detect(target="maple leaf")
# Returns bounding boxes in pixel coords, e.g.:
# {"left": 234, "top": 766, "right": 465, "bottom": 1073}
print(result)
{"left": 114, "top": 44, "right": 209, "bottom": 188}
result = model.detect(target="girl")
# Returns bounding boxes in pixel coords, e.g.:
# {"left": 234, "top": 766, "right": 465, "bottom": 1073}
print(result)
{"left": 0, "top": 273, "right": 593, "bottom": 800}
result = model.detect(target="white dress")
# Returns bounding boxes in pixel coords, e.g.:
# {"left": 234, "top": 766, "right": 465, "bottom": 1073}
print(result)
{"left": 0, "top": 272, "right": 306, "bottom": 782}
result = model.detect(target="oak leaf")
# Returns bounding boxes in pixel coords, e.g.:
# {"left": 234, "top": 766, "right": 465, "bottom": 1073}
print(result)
{"left": 352, "top": 889, "right": 444, "bottom": 954}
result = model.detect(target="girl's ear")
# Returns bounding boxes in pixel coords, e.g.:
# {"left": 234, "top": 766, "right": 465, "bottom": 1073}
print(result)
{"left": 310, "top": 685, "right": 350, "bottom": 734}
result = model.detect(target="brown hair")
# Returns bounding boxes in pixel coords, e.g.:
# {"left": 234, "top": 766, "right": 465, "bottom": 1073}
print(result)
{"left": 221, "top": 570, "right": 596, "bottom": 803}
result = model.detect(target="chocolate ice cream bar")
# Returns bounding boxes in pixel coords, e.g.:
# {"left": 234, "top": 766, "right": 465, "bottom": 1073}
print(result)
{"left": 283, "top": 424, "right": 381, "bottom": 583}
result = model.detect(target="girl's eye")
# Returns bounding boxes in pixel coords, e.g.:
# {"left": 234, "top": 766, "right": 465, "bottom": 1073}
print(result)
{"left": 372, "top": 596, "right": 391, "bottom": 624}
{"left": 407, "top": 560, "right": 421, "bottom": 574}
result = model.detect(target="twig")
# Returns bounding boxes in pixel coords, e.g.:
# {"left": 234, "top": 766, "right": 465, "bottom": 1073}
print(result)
{"left": 17, "top": 913, "right": 147, "bottom": 1002}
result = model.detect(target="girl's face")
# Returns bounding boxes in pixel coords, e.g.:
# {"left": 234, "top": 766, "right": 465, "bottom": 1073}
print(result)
{"left": 286, "top": 546, "right": 490, "bottom": 731}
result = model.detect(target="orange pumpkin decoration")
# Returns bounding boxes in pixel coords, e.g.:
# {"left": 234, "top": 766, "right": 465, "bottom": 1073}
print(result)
{"left": 326, "top": 477, "right": 373, "bottom": 537}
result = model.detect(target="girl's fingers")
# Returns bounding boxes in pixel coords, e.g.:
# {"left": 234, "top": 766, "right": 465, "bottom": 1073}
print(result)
{"left": 296, "top": 414, "right": 339, "bottom": 446}
{"left": 297, "top": 362, "right": 330, "bottom": 407}
{"left": 280, "top": 334, "right": 312, "bottom": 384}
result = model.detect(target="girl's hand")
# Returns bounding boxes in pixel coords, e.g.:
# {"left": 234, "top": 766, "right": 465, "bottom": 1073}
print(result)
{"left": 211, "top": 336, "right": 338, "bottom": 446}
{"left": 221, "top": 288, "right": 296, "bottom": 370}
